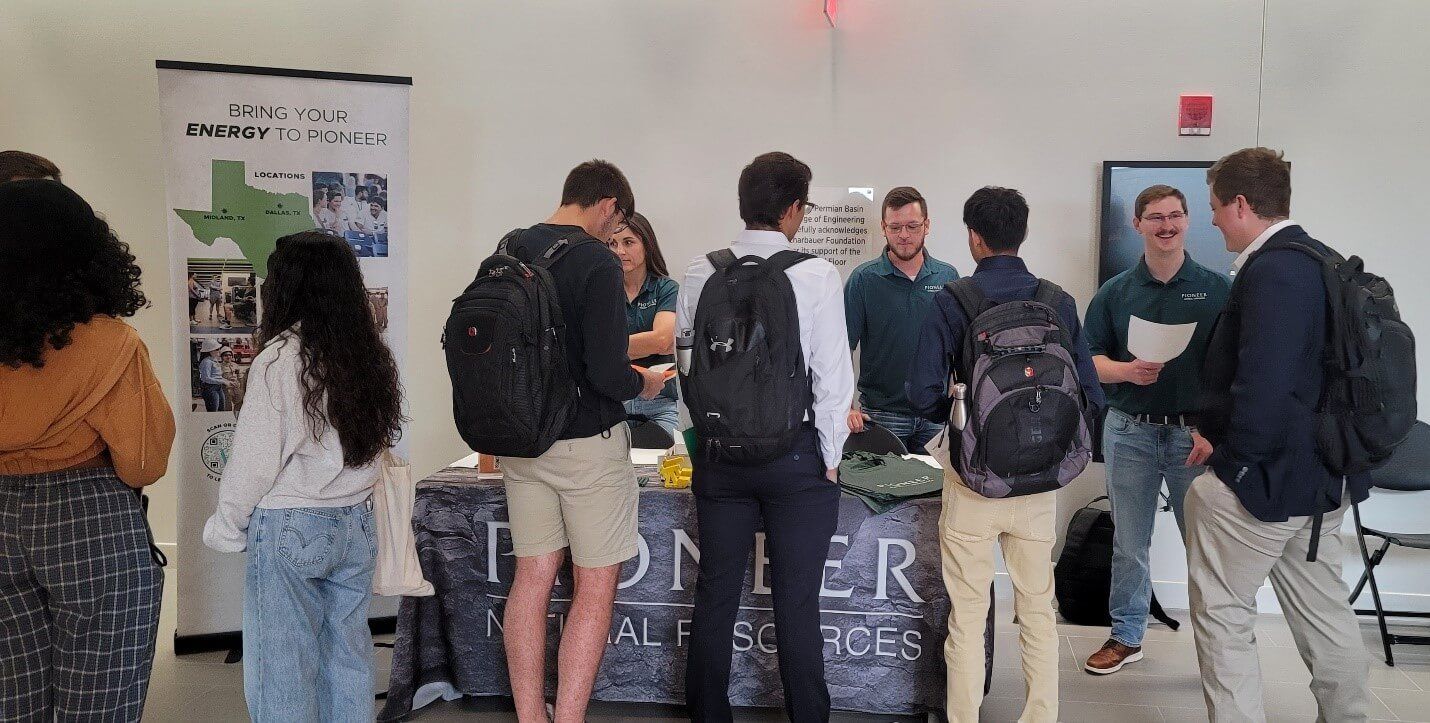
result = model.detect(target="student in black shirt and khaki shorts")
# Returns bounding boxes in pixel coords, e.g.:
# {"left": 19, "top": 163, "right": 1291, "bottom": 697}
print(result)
{"left": 494, "top": 161, "right": 667, "bottom": 723}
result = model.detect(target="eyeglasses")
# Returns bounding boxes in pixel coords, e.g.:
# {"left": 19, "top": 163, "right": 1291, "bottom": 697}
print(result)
{"left": 802, "top": 200, "right": 818, "bottom": 212}
{"left": 885, "top": 221, "right": 926, "bottom": 234}
{"left": 1141, "top": 212, "right": 1187, "bottom": 224}
{"left": 613, "top": 206, "right": 633, "bottom": 234}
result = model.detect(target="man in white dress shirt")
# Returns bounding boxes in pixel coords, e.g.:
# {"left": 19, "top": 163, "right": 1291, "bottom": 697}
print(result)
{"left": 677, "top": 152, "right": 855, "bottom": 722}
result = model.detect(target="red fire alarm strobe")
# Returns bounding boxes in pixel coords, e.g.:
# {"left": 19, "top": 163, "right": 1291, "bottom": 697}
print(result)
{"left": 1179, "top": 94, "right": 1213, "bottom": 136}
{"left": 825, "top": 0, "right": 838, "bottom": 27}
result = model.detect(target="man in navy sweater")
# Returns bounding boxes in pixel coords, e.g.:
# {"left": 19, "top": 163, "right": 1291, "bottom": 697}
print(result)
{"left": 1186, "top": 147, "right": 1370, "bottom": 721}
{"left": 907, "top": 187, "right": 1103, "bottom": 722}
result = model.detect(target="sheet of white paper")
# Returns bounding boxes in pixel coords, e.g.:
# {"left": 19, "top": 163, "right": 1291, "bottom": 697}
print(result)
{"left": 1127, "top": 315, "right": 1198, "bottom": 364}
{"left": 647, "top": 362, "right": 674, "bottom": 373}
{"left": 451, "top": 452, "right": 481, "bottom": 468}
{"left": 630, "top": 447, "right": 669, "bottom": 465}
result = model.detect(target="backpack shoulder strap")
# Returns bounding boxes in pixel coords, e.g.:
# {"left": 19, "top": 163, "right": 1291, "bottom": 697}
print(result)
{"left": 1248, "top": 236, "right": 1342, "bottom": 275}
{"left": 1032, "top": 279, "right": 1065, "bottom": 308}
{"left": 495, "top": 228, "right": 524, "bottom": 257}
{"left": 945, "top": 278, "right": 991, "bottom": 322}
{"left": 765, "top": 249, "right": 816, "bottom": 273}
{"left": 531, "top": 236, "right": 596, "bottom": 269}
{"left": 706, "top": 248, "right": 738, "bottom": 271}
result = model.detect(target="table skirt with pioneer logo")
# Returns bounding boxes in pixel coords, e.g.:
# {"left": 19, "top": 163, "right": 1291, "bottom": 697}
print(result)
{"left": 378, "top": 465, "right": 994, "bottom": 720}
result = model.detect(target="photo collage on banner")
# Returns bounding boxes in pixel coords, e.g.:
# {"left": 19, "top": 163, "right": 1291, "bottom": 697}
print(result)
{"left": 157, "top": 60, "right": 411, "bottom": 646}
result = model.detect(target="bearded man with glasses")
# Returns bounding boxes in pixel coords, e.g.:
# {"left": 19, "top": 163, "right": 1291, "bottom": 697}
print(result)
{"left": 1080, "top": 184, "right": 1231, "bottom": 674}
{"left": 843, "top": 186, "right": 960, "bottom": 453}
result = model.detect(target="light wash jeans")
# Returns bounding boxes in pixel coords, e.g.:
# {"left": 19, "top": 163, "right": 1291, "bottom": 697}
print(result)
{"left": 244, "top": 502, "right": 376, "bottom": 723}
{"left": 864, "top": 408, "right": 944, "bottom": 455}
{"left": 625, "top": 395, "right": 680, "bottom": 436}
{"left": 1102, "top": 408, "right": 1201, "bottom": 647}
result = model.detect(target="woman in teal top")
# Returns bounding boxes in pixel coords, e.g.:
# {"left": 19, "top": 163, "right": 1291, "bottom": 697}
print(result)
{"left": 607, "top": 212, "right": 680, "bottom": 435}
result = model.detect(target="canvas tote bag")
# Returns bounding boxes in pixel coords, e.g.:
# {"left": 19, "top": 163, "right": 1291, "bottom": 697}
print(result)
{"left": 371, "top": 450, "right": 435, "bottom": 596}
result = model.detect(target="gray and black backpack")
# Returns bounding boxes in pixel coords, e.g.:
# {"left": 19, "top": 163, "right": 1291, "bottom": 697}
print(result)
{"left": 947, "top": 278, "right": 1093, "bottom": 497}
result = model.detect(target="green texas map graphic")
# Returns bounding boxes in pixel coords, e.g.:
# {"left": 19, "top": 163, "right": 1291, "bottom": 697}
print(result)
{"left": 174, "top": 159, "right": 314, "bottom": 278}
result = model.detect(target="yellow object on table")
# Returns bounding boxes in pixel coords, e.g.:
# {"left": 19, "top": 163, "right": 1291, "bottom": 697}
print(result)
{"left": 659, "top": 454, "right": 692, "bottom": 489}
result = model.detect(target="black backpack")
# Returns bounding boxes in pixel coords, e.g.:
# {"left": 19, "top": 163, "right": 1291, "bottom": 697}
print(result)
{"left": 1054, "top": 497, "right": 1179, "bottom": 631}
{"left": 680, "top": 249, "right": 815, "bottom": 465}
{"left": 1203, "top": 237, "right": 1416, "bottom": 476}
{"left": 442, "top": 230, "right": 582, "bottom": 458}
{"left": 1288, "top": 241, "right": 1416, "bottom": 475}
{"left": 945, "top": 278, "right": 1094, "bottom": 498}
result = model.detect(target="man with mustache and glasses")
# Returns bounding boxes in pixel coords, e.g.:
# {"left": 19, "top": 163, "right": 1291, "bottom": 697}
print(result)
{"left": 844, "top": 186, "right": 960, "bottom": 453}
{"left": 1081, "top": 184, "right": 1230, "bottom": 675}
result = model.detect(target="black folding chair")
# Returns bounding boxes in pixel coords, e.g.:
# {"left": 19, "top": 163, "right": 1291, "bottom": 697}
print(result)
{"left": 842, "top": 421, "right": 909, "bottom": 456}
{"left": 1349, "top": 421, "right": 1430, "bottom": 666}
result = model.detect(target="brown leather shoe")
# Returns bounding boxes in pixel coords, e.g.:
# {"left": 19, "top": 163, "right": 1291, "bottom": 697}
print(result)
{"left": 1084, "top": 639, "right": 1144, "bottom": 675}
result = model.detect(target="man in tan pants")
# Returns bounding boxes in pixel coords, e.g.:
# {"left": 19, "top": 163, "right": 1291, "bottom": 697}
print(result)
{"left": 1185, "top": 473, "right": 1368, "bottom": 721}
{"left": 1188, "top": 147, "right": 1371, "bottom": 721}
{"left": 908, "top": 187, "right": 1106, "bottom": 722}
{"left": 940, "top": 482, "right": 1059, "bottom": 721}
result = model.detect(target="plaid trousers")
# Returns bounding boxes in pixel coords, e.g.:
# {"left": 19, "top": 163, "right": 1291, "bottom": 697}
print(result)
{"left": 0, "top": 468, "right": 163, "bottom": 722}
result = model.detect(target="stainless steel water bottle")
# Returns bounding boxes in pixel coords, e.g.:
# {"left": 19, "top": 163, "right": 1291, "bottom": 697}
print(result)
{"left": 676, "top": 330, "right": 694, "bottom": 375}
{"left": 950, "top": 382, "right": 969, "bottom": 431}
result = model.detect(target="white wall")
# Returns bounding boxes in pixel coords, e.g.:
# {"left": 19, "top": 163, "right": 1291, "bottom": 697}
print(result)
{"left": 3, "top": 0, "right": 1427, "bottom": 609}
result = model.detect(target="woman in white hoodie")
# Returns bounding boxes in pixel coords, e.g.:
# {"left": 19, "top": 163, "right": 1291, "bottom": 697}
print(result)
{"left": 204, "top": 230, "right": 404, "bottom": 722}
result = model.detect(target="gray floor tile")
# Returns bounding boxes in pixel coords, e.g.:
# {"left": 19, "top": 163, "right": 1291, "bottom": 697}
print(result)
{"left": 1158, "top": 706, "right": 1208, "bottom": 721}
{"left": 991, "top": 631, "right": 1077, "bottom": 672}
{"left": 1369, "top": 662, "right": 1420, "bottom": 691}
{"left": 1256, "top": 643, "right": 1314, "bottom": 685}
{"left": 1372, "top": 687, "right": 1430, "bottom": 722}
{"left": 1255, "top": 616, "right": 1298, "bottom": 648}
{"left": 1056, "top": 700, "right": 1163, "bottom": 722}
{"left": 1262, "top": 680, "right": 1397, "bottom": 721}
{"left": 1391, "top": 662, "right": 1430, "bottom": 692}
{"left": 1060, "top": 671, "right": 1208, "bottom": 709}
{"left": 977, "top": 696, "right": 1026, "bottom": 722}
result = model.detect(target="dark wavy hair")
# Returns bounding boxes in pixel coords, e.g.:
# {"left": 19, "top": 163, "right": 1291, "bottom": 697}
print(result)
{"left": 623, "top": 212, "right": 669, "bottom": 278}
{"left": 257, "top": 231, "right": 404, "bottom": 467}
{"left": 0, "top": 180, "right": 147, "bottom": 368}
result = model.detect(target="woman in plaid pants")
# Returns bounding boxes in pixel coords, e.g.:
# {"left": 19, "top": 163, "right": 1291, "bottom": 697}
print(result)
{"left": 0, "top": 180, "right": 175, "bottom": 722}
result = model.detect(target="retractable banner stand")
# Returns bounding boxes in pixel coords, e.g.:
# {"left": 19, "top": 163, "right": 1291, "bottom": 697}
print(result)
{"left": 157, "top": 61, "right": 411, "bottom": 650}
{"left": 793, "top": 186, "right": 879, "bottom": 280}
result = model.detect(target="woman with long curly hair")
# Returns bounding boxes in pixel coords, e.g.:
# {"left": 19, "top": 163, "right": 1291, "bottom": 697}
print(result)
{"left": 0, "top": 180, "right": 175, "bottom": 722}
{"left": 203, "top": 230, "right": 404, "bottom": 722}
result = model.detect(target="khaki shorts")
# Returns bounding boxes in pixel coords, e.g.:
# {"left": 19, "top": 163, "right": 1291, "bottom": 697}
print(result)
{"left": 498, "top": 424, "right": 639, "bottom": 568}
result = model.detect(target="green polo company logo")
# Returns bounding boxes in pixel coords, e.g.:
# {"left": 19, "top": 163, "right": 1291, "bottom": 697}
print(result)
{"left": 200, "top": 423, "right": 237, "bottom": 481}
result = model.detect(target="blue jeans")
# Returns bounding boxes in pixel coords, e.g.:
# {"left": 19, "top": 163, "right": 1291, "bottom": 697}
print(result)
{"left": 202, "top": 384, "right": 226, "bottom": 412}
{"left": 1103, "top": 408, "right": 1202, "bottom": 647}
{"left": 864, "top": 408, "right": 944, "bottom": 455}
{"left": 244, "top": 502, "right": 376, "bottom": 722}
{"left": 625, "top": 395, "right": 680, "bottom": 436}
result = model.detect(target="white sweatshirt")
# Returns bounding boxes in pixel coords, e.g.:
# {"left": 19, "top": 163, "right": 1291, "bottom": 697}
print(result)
{"left": 203, "top": 331, "right": 377, "bottom": 552}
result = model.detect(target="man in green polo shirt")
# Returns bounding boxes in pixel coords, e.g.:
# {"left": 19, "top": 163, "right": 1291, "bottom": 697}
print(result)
{"left": 845, "top": 186, "right": 959, "bottom": 453}
{"left": 1081, "top": 184, "right": 1231, "bottom": 675}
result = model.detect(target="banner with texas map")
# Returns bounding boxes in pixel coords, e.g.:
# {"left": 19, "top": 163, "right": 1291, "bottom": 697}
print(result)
{"left": 157, "top": 61, "right": 411, "bottom": 644}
